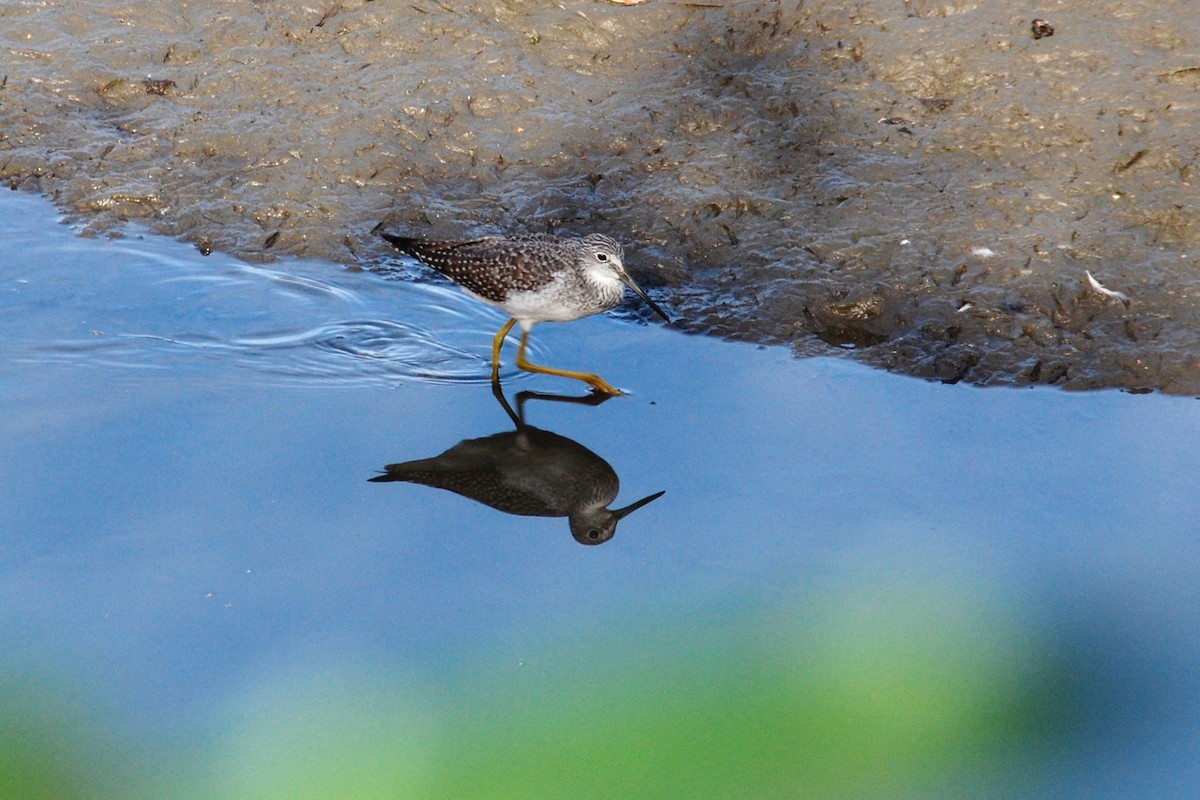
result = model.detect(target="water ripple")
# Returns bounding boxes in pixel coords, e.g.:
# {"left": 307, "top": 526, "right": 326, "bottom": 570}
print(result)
{"left": 219, "top": 318, "right": 499, "bottom": 386}
{"left": 17, "top": 317, "right": 524, "bottom": 388}
{"left": 1, "top": 205, "right": 549, "bottom": 388}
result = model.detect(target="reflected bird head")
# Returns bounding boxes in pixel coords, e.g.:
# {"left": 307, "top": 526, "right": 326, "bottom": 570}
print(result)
{"left": 570, "top": 489, "right": 666, "bottom": 546}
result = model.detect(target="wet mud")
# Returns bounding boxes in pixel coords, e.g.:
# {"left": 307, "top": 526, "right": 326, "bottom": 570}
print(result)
{"left": 2, "top": 0, "right": 1198, "bottom": 391}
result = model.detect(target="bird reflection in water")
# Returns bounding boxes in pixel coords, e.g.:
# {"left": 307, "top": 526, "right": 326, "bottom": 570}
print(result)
{"left": 369, "top": 386, "right": 665, "bottom": 545}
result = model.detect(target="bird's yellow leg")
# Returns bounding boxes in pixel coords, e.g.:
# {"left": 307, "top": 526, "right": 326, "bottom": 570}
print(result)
{"left": 490, "top": 318, "right": 518, "bottom": 382}
{"left": 514, "top": 329, "right": 624, "bottom": 395}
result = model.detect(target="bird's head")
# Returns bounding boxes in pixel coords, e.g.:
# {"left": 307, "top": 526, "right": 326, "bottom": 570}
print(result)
{"left": 568, "top": 489, "right": 665, "bottom": 545}
{"left": 579, "top": 234, "right": 671, "bottom": 323}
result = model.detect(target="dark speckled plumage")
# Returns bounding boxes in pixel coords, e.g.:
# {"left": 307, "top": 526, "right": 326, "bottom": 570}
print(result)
{"left": 382, "top": 234, "right": 597, "bottom": 304}
{"left": 381, "top": 232, "right": 669, "bottom": 323}
{"left": 378, "top": 229, "right": 671, "bottom": 393}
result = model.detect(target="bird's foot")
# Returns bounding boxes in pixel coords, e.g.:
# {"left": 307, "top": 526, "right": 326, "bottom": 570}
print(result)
{"left": 586, "top": 377, "right": 624, "bottom": 396}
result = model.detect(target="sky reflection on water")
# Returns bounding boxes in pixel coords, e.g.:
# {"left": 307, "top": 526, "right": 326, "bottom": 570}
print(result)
{"left": 2, "top": 191, "right": 1198, "bottom": 797}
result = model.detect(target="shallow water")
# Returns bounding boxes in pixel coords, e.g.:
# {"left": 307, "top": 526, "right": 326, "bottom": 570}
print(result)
{"left": 3, "top": 189, "right": 1200, "bottom": 797}
{"left": 3, "top": 0, "right": 1200, "bottom": 391}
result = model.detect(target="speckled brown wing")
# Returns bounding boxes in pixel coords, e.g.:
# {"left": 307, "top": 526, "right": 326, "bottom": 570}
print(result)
{"left": 381, "top": 234, "right": 563, "bottom": 303}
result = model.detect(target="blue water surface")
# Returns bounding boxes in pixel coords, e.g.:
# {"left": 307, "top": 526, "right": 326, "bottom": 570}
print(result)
{"left": 1, "top": 190, "right": 1197, "bottom": 798}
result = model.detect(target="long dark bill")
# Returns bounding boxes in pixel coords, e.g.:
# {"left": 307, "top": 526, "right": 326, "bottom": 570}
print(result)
{"left": 619, "top": 272, "right": 672, "bottom": 323}
{"left": 611, "top": 489, "right": 666, "bottom": 520}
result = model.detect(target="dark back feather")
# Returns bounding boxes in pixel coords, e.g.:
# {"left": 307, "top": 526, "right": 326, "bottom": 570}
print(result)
{"left": 381, "top": 234, "right": 567, "bottom": 303}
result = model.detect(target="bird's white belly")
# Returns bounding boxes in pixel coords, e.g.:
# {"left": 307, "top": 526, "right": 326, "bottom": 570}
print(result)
{"left": 505, "top": 293, "right": 584, "bottom": 322}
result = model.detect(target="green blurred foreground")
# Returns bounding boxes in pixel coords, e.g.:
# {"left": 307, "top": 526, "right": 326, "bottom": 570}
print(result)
{"left": 1, "top": 575, "right": 1076, "bottom": 800}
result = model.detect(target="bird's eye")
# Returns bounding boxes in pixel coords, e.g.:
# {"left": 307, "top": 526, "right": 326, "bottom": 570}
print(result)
{"left": 595, "top": 252, "right": 608, "bottom": 262}
{"left": 587, "top": 529, "right": 601, "bottom": 540}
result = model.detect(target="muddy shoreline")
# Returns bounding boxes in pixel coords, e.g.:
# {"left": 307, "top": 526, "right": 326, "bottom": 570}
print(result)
{"left": 3, "top": 0, "right": 1197, "bottom": 391}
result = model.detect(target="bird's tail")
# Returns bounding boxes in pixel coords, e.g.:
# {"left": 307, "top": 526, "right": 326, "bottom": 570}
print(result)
{"left": 380, "top": 232, "right": 419, "bottom": 254}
